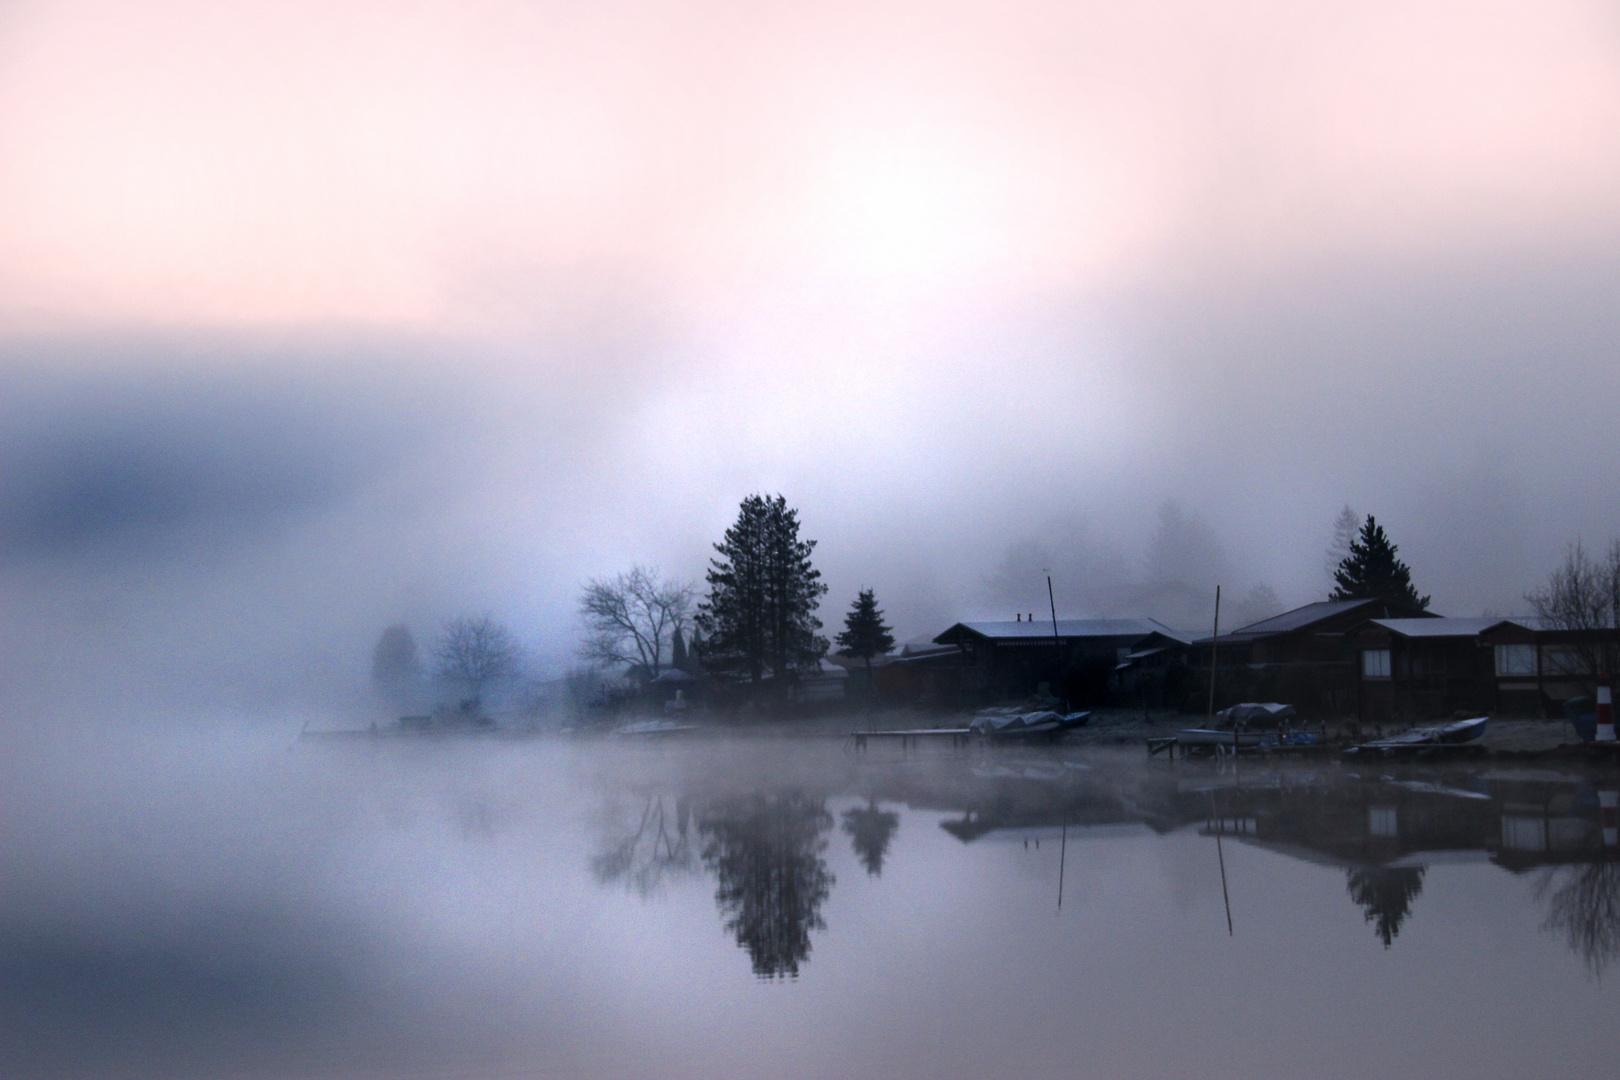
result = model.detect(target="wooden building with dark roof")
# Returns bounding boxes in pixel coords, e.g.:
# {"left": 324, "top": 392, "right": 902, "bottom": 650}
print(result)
{"left": 1189, "top": 597, "right": 1435, "bottom": 716}
{"left": 932, "top": 618, "right": 1179, "bottom": 705}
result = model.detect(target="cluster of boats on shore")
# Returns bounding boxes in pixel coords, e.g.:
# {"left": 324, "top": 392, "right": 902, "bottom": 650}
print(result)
{"left": 1171, "top": 709, "right": 1490, "bottom": 758}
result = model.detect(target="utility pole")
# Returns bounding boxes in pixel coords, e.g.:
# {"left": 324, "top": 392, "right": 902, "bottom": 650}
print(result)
{"left": 1047, "top": 573, "right": 1065, "bottom": 711}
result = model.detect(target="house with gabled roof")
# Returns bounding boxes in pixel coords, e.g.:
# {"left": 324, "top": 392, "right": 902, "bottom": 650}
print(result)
{"left": 1346, "top": 616, "right": 1508, "bottom": 724}
{"left": 1478, "top": 619, "right": 1620, "bottom": 718}
{"left": 933, "top": 617, "right": 1181, "bottom": 705}
{"left": 1189, "top": 597, "right": 1436, "bottom": 715}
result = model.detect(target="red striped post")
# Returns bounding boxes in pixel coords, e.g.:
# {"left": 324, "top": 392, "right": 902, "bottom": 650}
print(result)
{"left": 1598, "top": 675, "right": 1615, "bottom": 742}
{"left": 1601, "top": 789, "right": 1619, "bottom": 848}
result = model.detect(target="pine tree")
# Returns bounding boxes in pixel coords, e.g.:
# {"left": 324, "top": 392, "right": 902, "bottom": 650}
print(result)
{"left": 371, "top": 624, "right": 422, "bottom": 705}
{"left": 671, "top": 626, "right": 689, "bottom": 672}
{"left": 835, "top": 588, "right": 895, "bottom": 671}
{"left": 1324, "top": 504, "right": 1360, "bottom": 582}
{"left": 1330, "top": 515, "right": 1430, "bottom": 609}
{"left": 696, "top": 494, "right": 829, "bottom": 686}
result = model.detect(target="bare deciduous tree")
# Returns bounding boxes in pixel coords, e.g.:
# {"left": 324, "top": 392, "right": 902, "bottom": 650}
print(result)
{"left": 1234, "top": 583, "right": 1284, "bottom": 629}
{"left": 435, "top": 615, "right": 519, "bottom": 705}
{"left": 1525, "top": 539, "right": 1620, "bottom": 679}
{"left": 591, "top": 794, "right": 699, "bottom": 897}
{"left": 579, "top": 566, "right": 695, "bottom": 679}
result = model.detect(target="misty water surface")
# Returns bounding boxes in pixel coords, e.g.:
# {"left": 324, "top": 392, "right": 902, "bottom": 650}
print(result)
{"left": 4, "top": 730, "right": 1617, "bottom": 1080}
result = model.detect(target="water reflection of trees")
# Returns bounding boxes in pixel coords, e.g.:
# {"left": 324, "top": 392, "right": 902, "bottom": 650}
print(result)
{"left": 841, "top": 799, "right": 900, "bottom": 877}
{"left": 1345, "top": 867, "right": 1425, "bottom": 948}
{"left": 591, "top": 795, "right": 699, "bottom": 896}
{"left": 699, "top": 793, "right": 835, "bottom": 979}
{"left": 1540, "top": 862, "right": 1620, "bottom": 975}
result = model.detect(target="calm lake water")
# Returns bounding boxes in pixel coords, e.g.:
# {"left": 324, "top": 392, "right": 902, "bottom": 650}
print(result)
{"left": 5, "top": 728, "right": 1618, "bottom": 1079}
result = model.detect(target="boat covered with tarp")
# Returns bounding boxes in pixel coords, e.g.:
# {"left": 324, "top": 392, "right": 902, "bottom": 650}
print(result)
{"left": 969, "top": 710, "right": 1092, "bottom": 738}
{"left": 1214, "top": 702, "right": 1297, "bottom": 726}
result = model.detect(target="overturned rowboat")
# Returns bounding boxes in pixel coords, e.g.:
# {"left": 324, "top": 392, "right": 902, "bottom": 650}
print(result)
{"left": 1344, "top": 716, "right": 1488, "bottom": 757}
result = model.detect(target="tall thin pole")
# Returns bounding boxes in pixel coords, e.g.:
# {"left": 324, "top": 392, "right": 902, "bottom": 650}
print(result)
{"left": 1207, "top": 585, "right": 1222, "bottom": 727}
{"left": 1047, "top": 573, "right": 1065, "bottom": 710}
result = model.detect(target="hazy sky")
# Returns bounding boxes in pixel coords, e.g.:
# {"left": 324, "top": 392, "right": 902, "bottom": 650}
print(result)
{"left": 3, "top": 0, "right": 1619, "bottom": 709}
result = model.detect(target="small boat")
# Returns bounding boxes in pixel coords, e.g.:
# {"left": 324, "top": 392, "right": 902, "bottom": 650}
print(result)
{"left": 609, "top": 720, "right": 703, "bottom": 738}
{"left": 1345, "top": 716, "right": 1488, "bottom": 756}
{"left": 1176, "top": 728, "right": 1266, "bottom": 747}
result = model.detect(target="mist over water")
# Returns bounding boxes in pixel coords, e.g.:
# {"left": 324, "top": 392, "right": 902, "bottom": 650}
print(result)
{"left": 5, "top": 730, "right": 1616, "bottom": 1080}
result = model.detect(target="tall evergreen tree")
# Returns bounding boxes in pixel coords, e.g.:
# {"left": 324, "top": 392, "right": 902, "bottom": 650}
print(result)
{"left": 835, "top": 588, "right": 895, "bottom": 671}
{"left": 696, "top": 494, "right": 829, "bottom": 686}
{"left": 1330, "top": 515, "right": 1430, "bottom": 609}
{"left": 1324, "top": 504, "right": 1360, "bottom": 583}
{"left": 671, "top": 626, "right": 689, "bottom": 672}
{"left": 371, "top": 624, "right": 422, "bottom": 705}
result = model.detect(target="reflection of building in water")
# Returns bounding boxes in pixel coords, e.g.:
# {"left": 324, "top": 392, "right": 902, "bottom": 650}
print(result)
{"left": 1147, "top": 767, "right": 1620, "bottom": 952}
{"left": 589, "top": 755, "right": 1620, "bottom": 970}
{"left": 907, "top": 759, "right": 1620, "bottom": 957}
{"left": 698, "top": 793, "right": 835, "bottom": 979}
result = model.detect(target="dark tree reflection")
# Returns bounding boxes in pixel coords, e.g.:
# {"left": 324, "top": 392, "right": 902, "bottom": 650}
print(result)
{"left": 1345, "top": 866, "right": 1426, "bottom": 948}
{"left": 1541, "top": 862, "right": 1620, "bottom": 975}
{"left": 592, "top": 795, "right": 698, "bottom": 897}
{"left": 841, "top": 799, "right": 900, "bottom": 877}
{"left": 699, "top": 793, "right": 835, "bottom": 979}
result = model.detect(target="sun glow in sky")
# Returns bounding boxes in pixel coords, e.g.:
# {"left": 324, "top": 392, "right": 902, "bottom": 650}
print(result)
{"left": 3, "top": 0, "right": 1617, "bottom": 333}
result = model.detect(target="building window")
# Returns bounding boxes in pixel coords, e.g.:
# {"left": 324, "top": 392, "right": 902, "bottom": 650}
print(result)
{"left": 1362, "top": 649, "right": 1391, "bottom": 678}
{"left": 1369, "top": 805, "right": 1398, "bottom": 837}
{"left": 1495, "top": 643, "right": 1537, "bottom": 677}
{"left": 1543, "top": 646, "right": 1589, "bottom": 677}
{"left": 1502, "top": 815, "right": 1548, "bottom": 852}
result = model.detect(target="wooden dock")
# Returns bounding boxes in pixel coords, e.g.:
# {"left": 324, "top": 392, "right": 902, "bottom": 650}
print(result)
{"left": 1147, "top": 735, "right": 1338, "bottom": 759}
{"left": 849, "top": 728, "right": 973, "bottom": 751}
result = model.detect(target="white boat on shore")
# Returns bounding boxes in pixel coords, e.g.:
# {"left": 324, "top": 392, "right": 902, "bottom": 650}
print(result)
{"left": 1345, "top": 716, "right": 1488, "bottom": 756}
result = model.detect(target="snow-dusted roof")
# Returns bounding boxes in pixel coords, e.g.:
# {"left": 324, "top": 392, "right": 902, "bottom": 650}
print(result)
{"left": 1218, "top": 598, "right": 1436, "bottom": 639}
{"left": 935, "top": 618, "right": 1174, "bottom": 644}
{"left": 1365, "top": 617, "right": 1525, "bottom": 638}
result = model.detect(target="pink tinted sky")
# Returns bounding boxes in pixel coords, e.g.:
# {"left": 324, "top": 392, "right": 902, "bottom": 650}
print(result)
{"left": 2, "top": 0, "right": 1617, "bottom": 330}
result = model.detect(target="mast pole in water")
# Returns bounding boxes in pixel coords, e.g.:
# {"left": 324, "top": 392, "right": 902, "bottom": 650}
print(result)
{"left": 1057, "top": 820, "right": 1068, "bottom": 912}
{"left": 1216, "top": 827, "right": 1233, "bottom": 935}
{"left": 1211, "top": 793, "right": 1233, "bottom": 936}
